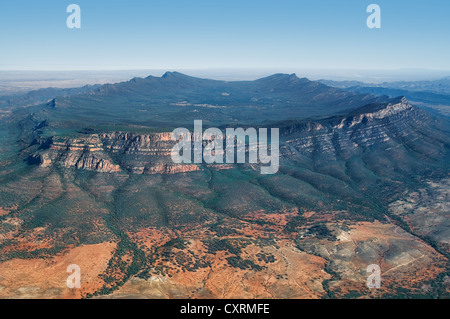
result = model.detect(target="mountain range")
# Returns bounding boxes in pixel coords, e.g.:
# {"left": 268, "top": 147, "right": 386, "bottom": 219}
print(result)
{"left": 0, "top": 72, "right": 448, "bottom": 299}
{"left": 319, "top": 77, "right": 450, "bottom": 117}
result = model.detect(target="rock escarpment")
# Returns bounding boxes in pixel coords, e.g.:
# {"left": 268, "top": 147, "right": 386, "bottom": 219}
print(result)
{"left": 280, "top": 97, "right": 443, "bottom": 162}
{"left": 28, "top": 97, "right": 446, "bottom": 176}
{"left": 30, "top": 132, "right": 199, "bottom": 174}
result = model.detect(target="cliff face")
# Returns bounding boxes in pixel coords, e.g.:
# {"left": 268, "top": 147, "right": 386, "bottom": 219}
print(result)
{"left": 30, "top": 132, "right": 199, "bottom": 174}
{"left": 30, "top": 135, "right": 121, "bottom": 173}
{"left": 280, "top": 97, "right": 442, "bottom": 162}
{"left": 29, "top": 98, "right": 446, "bottom": 176}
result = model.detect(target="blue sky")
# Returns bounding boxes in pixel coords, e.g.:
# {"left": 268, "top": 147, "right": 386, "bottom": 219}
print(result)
{"left": 0, "top": 0, "right": 449, "bottom": 71}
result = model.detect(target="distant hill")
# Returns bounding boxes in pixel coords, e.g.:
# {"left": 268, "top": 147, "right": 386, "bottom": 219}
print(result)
{"left": 0, "top": 84, "right": 101, "bottom": 109}
{"left": 319, "top": 77, "right": 450, "bottom": 116}
{"left": 10, "top": 72, "right": 386, "bottom": 131}
{"left": 319, "top": 76, "right": 450, "bottom": 95}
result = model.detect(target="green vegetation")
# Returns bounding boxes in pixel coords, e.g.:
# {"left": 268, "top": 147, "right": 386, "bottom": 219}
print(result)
{"left": 308, "top": 223, "right": 336, "bottom": 241}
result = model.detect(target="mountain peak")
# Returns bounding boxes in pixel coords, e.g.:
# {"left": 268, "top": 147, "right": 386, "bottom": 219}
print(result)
{"left": 161, "top": 71, "right": 187, "bottom": 79}
{"left": 263, "top": 73, "right": 299, "bottom": 80}
{"left": 345, "top": 96, "right": 412, "bottom": 122}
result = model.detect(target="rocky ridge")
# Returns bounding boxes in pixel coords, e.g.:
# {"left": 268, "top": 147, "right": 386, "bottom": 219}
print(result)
{"left": 29, "top": 132, "right": 199, "bottom": 174}
{"left": 280, "top": 97, "right": 438, "bottom": 160}
{"left": 28, "top": 97, "right": 447, "bottom": 176}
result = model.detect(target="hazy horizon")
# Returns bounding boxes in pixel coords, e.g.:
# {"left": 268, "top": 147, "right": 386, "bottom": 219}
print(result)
{"left": 1, "top": 68, "right": 449, "bottom": 94}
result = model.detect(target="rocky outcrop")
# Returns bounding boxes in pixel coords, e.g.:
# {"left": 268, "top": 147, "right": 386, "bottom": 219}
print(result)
{"left": 100, "top": 132, "right": 199, "bottom": 174}
{"left": 101, "top": 132, "right": 173, "bottom": 155}
{"left": 32, "top": 135, "right": 121, "bottom": 173}
{"left": 280, "top": 97, "right": 436, "bottom": 160}
{"left": 31, "top": 132, "right": 199, "bottom": 175}
{"left": 29, "top": 98, "right": 443, "bottom": 176}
